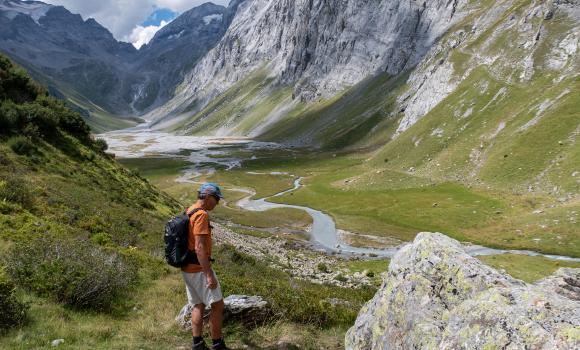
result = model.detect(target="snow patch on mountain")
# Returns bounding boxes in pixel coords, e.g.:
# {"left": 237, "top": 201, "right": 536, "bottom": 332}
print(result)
{"left": 167, "top": 29, "right": 185, "bottom": 40}
{"left": 203, "top": 13, "right": 222, "bottom": 25}
{"left": 0, "top": 0, "right": 51, "bottom": 24}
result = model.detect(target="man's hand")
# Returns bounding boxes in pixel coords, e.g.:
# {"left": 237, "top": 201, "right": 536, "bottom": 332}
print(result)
{"left": 206, "top": 271, "right": 218, "bottom": 289}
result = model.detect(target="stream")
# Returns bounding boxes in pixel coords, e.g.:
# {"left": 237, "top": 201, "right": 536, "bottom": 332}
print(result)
{"left": 99, "top": 130, "right": 580, "bottom": 263}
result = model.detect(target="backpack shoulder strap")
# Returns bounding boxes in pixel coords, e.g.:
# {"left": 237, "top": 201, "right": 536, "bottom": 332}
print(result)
{"left": 186, "top": 207, "right": 204, "bottom": 217}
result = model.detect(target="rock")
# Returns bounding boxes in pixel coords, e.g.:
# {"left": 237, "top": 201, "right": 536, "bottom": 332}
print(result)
{"left": 535, "top": 268, "right": 580, "bottom": 301}
{"left": 175, "top": 303, "right": 195, "bottom": 330}
{"left": 223, "top": 295, "right": 268, "bottom": 324}
{"left": 325, "top": 298, "right": 352, "bottom": 307}
{"left": 345, "top": 232, "right": 580, "bottom": 349}
{"left": 176, "top": 295, "right": 269, "bottom": 330}
{"left": 51, "top": 339, "right": 65, "bottom": 347}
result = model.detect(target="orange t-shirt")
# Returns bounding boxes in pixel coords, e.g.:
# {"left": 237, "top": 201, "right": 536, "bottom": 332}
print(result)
{"left": 181, "top": 204, "right": 212, "bottom": 273}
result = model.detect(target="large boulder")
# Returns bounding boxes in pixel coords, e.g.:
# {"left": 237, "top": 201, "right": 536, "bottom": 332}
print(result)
{"left": 176, "top": 295, "right": 269, "bottom": 330}
{"left": 345, "top": 232, "right": 580, "bottom": 349}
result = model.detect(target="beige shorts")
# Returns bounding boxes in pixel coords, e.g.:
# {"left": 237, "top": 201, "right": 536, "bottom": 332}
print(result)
{"left": 182, "top": 271, "right": 223, "bottom": 306}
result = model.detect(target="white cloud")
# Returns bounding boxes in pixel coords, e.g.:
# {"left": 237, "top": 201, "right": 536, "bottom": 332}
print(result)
{"left": 42, "top": 0, "right": 230, "bottom": 42}
{"left": 127, "top": 20, "right": 169, "bottom": 49}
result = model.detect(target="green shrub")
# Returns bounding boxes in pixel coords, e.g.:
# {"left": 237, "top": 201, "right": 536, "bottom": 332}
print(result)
{"left": 91, "top": 232, "right": 113, "bottom": 246}
{"left": 0, "top": 55, "right": 41, "bottom": 104}
{"left": 0, "top": 271, "right": 28, "bottom": 334}
{"left": 0, "top": 55, "right": 92, "bottom": 145}
{"left": 17, "top": 102, "right": 59, "bottom": 138}
{"left": 334, "top": 274, "right": 348, "bottom": 282}
{"left": 0, "top": 151, "right": 10, "bottom": 166}
{"left": 214, "top": 245, "right": 375, "bottom": 327}
{"left": 228, "top": 248, "right": 256, "bottom": 265}
{"left": 0, "top": 101, "right": 19, "bottom": 131}
{"left": 317, "top": 262, "right": 330, "bottom": 273}
{"left": 7, "top": 136, "right": 37, "bottom": 156}
{"left": 93, "top": 138, "right": 108, "bottom": 153}
{"left": 6, "top": 236, "right": 139, "bottom": 311}
{"left": 0, "top": 174, "right": 34, "bottom": 209}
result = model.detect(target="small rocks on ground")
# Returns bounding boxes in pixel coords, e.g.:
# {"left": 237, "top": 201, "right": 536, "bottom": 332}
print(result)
{"left": 51, "top": 339, "right": 65, "bottom": 347}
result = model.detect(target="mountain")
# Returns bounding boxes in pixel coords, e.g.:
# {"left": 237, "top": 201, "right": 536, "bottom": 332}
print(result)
{"left": 129, "top": 1, "right": 244, "bottom": 113}
{"left": 0, "top": 0, "right": 242, "bottom": 131}
{"left": 149, "top": 0, "right": 579, "bottom": 197}
{"left": 147, "top": 0, "right": 472, "bottom": 132}
{"left": 0, "top": 0, "right": 139, "bottom": 130}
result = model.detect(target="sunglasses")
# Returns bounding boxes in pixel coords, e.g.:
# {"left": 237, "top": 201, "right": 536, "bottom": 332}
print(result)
{"left": 212, "top": 194, "right": 221, "bottom": 203}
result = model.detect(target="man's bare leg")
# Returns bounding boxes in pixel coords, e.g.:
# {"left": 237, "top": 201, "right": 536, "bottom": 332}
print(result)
{"left": 192, "top": 303, "right": 205, "bottom": 337}
{"left": 209, "top": 299, "right": 224, "bottom": 339}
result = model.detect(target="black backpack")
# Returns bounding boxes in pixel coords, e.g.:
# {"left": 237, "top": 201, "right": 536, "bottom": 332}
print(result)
{"left": 164, "top": 208, "right": 202, "bottom": 267}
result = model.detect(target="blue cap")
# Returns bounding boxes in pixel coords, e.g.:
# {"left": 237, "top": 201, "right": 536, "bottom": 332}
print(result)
{"left": 198, "top": 183, "right": 224, "bottom": 198}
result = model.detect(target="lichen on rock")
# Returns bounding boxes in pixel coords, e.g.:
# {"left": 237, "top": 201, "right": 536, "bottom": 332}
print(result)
{"left": 345, "top": 232, "right": 580, "bottom": 349}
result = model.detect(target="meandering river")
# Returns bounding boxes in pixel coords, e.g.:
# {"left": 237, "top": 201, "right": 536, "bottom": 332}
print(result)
{"left": 99, "top": 129, "right": 580, "bottom": 263}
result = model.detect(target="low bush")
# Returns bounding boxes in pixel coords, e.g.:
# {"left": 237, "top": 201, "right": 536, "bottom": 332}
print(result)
{"left": 0, "top": 151, "right": 10, "bottom": 165}
{"left": 334, "top": 274, "right": 348, "bottom": 282}
{"left": 7, "top": 136, "right": 38, "bottom": 156}
{"left": 93, "top": 138, "right": 108, "bottom": 153}
{"left": 0, "top": 270, "right": 28, "bottom": 334}
{"left": 5, "top": 236, "right": 139, "bottom": 311}
{"left": 0, "top": 174, "right": 34, "bottom": 209}
{"left": 317, "top": 262, "right": 330, "bottom": 273}
{"left": 0, "top": 55, "right": 93, "bottom": 146}
{"left": 214, "top": 245, "right": 375, "bottom": 327}
{"left": 0, "top": 55, "right": 41, "bottom": 103}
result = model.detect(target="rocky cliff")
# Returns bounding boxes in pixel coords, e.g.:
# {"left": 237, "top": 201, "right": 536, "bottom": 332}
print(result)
{"left": 149, "top": 0, "right": 472, "bottom": 131}
{"left": 345, "top": 233, "right": 580, "bottom": 349}
{"left": 394, "top": 0, "right": 580, "bottom": 135}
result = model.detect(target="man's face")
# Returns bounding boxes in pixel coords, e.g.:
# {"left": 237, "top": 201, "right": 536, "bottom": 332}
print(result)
{"left": 204, "top": 194, "right": 220, "bottom": 211}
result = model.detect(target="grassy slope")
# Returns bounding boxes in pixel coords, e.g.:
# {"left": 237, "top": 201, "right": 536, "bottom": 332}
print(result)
{"left": 478, "top": 254, "right": 580, "bottom": 283}
{"left": 0, "top": 57, "right": 375, "bottom": 349}
{"left": 172, "top": 62, "right": 406, "bottom": 150}
{"left": 371, "top": 0, "right": 579, "bottom": 194}
{"left": 168, "top": 69, "right": 292, "bottom": 135}
{"left": 59, "top": 85, "right": 141, "bottom": 133}
{"left": 0, "top": 148, "right": 372, "bottom": 348}
{"left": 4, "top": 53, "right": 141, "bottom": 133}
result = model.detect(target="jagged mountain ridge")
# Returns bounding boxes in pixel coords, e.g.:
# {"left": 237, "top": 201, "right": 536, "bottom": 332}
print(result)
{"left": 0, "top": 0, "right": 241, "bottom": 131}
{"left": 148, "top": 0, "right": 471, "bottom": 130}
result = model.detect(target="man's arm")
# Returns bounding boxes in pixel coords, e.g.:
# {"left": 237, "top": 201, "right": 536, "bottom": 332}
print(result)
{"left": 194, "top": 234, "right": 212, "bottom": 272}
{"left": 195, "top": 234, "right": 217, "bottom": 289}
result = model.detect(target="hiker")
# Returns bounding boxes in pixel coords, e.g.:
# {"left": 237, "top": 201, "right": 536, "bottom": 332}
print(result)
{"left": 182, "top": 182, "right": 229, "bottom": 350}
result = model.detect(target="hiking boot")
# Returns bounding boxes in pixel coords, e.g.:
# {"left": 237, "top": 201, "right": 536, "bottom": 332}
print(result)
{"left": 192, "top": 340, "right": 209, "bottom": 350}
{"left": 210, "top": 341, "right": 231, "bottom": 350}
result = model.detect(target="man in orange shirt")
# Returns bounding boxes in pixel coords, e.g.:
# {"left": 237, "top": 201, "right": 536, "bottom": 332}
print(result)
{"left": 182, "top": 183, "right": 229, "bottom": 350}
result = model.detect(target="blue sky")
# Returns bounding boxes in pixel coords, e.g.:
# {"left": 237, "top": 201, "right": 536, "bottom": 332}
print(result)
{"left": 43, "top": 1, "right": 230, "bottom": 47}
{"left": 142, "top": 8, "right": 178, "bottom": 27}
